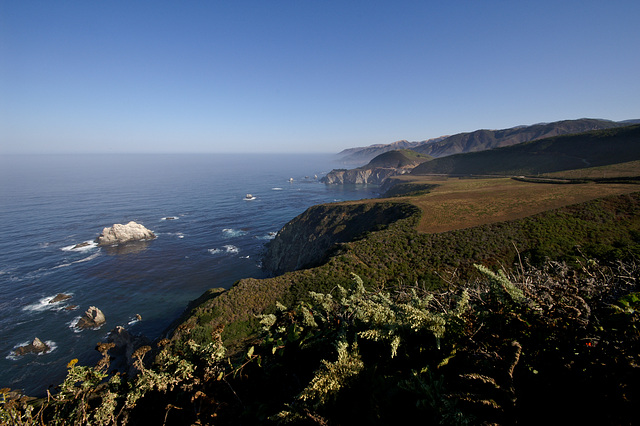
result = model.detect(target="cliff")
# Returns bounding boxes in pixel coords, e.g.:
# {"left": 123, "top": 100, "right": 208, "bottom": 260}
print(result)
{"left": 321, "top": 167, "right": 406, "bottom": 185}
{"left": 322, "top": 149, "right": 432, "bottom": 185}
{"left": 262, "top": 201, "right": 417, "bottom": 275}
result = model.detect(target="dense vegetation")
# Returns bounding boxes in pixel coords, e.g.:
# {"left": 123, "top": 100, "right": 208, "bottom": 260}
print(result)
{"left": 3, "top": 257, "right": 638, "bottom": 424}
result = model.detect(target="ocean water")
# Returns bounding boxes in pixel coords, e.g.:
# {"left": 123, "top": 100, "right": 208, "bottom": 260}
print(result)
{"left": 0, "top": 153, "right": 375, "bottom": 396}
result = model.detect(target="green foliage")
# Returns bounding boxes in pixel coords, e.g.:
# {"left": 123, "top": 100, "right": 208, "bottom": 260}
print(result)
{"left": 3, "top": 258, "right": 640, "bottom": 425}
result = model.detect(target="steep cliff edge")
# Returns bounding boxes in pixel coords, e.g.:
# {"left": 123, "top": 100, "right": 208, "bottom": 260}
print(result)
{"left": 263, "top": 202, "right": 418, "bottom": 275}
{"left": 320, "top": 167, "right": 405, "bottom": 185}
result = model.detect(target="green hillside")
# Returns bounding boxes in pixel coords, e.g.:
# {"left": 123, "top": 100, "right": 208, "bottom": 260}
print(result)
{"left": 365, "top": 149, "right": 432, "bottom": 169}
{"left": 412, "top": 124, "right": 640, "bottom": 176}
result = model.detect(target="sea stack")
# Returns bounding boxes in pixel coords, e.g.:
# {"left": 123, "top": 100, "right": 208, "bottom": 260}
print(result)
{"left": 76, "top": 306, "right": 106, "bottom": 329}
{"left": 96, "top": 221, "right": 155, "bottom": 246}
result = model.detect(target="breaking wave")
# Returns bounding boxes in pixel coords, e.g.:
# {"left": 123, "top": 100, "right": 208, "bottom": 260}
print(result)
{"left": 22, "top": 294, "right": 74, "bottom": 313}
{"left": 222, "top": 228, "right": 247, "bottom": 238}
{"left": 6, "top": 340, "right": 58, "bottom": 361}
{"left": 208, "top": 245, "right": 240, "bottom": 255}
{"left": 61, "top": 240, "right": 99, "bottom": 252}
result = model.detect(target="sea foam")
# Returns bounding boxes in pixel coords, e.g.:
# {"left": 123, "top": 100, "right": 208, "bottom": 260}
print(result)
{"left": 208, "top": 245, "right": 240, "bottom": 255}
{"left": 61, "top": 241, "right": 99, "bottom": 252}
{"left": 22, "top": 294, "right": 74, "bottom": 312}
{"left": 222, "top": 228, "right": 247, "bottom": 238}
{"left": 5, "top": 340, "right": 57, "bottom": 361}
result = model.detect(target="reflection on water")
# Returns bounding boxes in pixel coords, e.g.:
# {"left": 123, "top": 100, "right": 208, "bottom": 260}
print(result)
{"left": 102, "top": 241, "right": 151, "bottom": 256}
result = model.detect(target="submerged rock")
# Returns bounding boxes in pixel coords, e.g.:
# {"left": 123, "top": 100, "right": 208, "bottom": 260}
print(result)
{"left": 14, "top": 338, "right": 50, "bottom": 356}
{"left": 50, "top": 293, "right": 72, "bottom": 304}
{"left": 96, "top": 221, "right": 156, "bottom": 246}
{"left": 76, "top": 306, "right": 106, "bottom": 329}
{"left": 72, "top": 241, "right": 92, "bottom": 250}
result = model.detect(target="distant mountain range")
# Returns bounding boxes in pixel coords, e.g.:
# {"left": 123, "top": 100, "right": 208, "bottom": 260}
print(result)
{"left": 411, "top": 124, "right": 640, "bottom": 176}
{"left": 337, "top": 137, "right": 448, "bottom": 164}
{"left": 337, "top": 118, "right": 640, "bottom": 164}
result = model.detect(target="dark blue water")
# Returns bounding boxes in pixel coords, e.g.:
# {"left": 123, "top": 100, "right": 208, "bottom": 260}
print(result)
{"left": 0, "top": 153, "right": 375, "bottom": 396}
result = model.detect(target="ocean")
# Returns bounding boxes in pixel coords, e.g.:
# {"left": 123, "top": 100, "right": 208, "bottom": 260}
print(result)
{"left": 0, "top": 153, "right": 375, "bottom": 396}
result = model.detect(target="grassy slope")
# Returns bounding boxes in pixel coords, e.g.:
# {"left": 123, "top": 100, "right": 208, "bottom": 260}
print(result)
{"left": 387, "top": 175, "right": 640, "bottom": 233}
{"left": 174, "top": 177, "right": 640, "bottom": 350}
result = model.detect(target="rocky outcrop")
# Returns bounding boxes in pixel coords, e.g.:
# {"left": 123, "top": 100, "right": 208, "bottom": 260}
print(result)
{"left": 96, "top": 221, "right": 155, "bottom": 246}
{"left": 321, "top": 167, "right": 406, "bottom": 185}
{"left": 263, "top": 202, "right": 419, "bottom": 275}
{"left": 76, "top": 306, "right": 106, "bottom": 329}
{"left": 50, "top": 293, "right": 72, "bottom": 304}
{"left": 323, "top": 150, "right": 432, "bottom": 185}
{"left": 105, "top": 326, "right": 151, "bottom": 375}
{"left": 14, "top": 338, "right": 51, "bottom": 356}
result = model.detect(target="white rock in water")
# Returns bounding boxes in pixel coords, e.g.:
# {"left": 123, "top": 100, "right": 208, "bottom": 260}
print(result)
{"left": 96, "top": 221, "right": 156, "bottom": 246}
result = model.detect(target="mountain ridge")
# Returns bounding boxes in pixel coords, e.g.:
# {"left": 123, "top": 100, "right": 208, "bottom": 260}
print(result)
{"left": 411, "top": 124, "right": 640, "bottom": 176}
{"left": 337, "top": 118, "right": 634, "bottom": 164}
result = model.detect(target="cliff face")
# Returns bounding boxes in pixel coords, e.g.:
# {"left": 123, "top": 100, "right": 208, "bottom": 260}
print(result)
{"left": 322, "top": 150, "right": 432, "bottom": 185}
{"left": 321, "top": 167, "right": 406, "bottom": 185}
{"left": 263, "top": 202, "right": 416, "bottom": 275}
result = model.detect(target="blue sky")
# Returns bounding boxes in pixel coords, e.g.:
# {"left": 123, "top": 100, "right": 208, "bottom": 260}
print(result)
{"left": 1, "top": 1, "right": 639, "bottom": 154}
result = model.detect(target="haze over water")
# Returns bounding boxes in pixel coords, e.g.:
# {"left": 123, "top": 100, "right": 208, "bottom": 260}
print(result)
{"left": 0, "top": 153, "right": 375, "bottom": 396}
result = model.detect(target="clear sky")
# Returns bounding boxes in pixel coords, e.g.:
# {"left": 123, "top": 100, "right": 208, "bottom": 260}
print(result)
{"left": 1, "top": 0, "right": 639, "bottom": 154}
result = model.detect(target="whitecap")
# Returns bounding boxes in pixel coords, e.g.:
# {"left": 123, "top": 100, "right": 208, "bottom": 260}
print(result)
{"left": 257, "top": 233, "right": 277, "bottom": 240}
{"left": 272, "top": 187, "right": 283, "bottom": 190}
{"left": 163, "top": 232, "right": 185, "bottom": 239}
{"left": 161, "top": 216, "right": 179, "bottom": 221}
{"left": 208, "top": 245, "right": 240, "bottom": 255}
{"left": 61, "top": 241, "right": 99, "bottom": 252}
{"left": 68, "top": 317, "right": 83, "bottom": 333}
{"left": 6, "top": 340, "right": 30, "bottom": 361}
{"left": 222, "top": 228, "right": 247, "bottom": 238}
